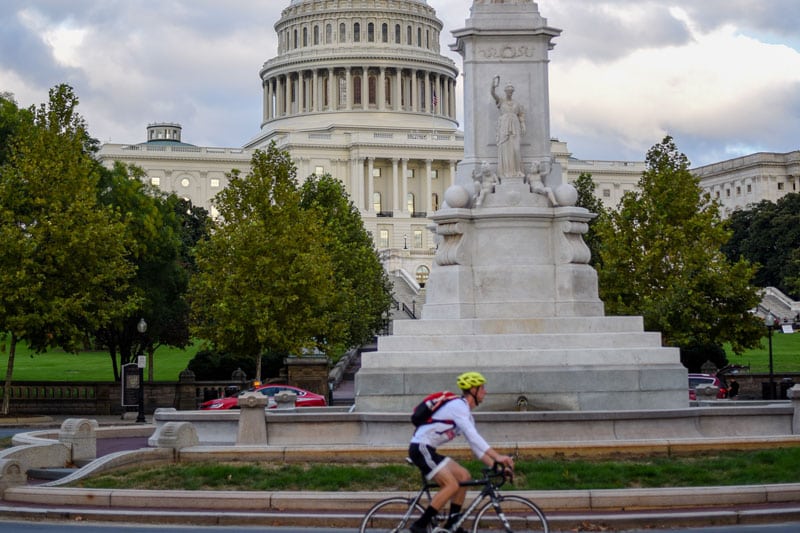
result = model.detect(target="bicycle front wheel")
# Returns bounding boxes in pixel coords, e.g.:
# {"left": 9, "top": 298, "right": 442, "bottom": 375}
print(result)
{"left": 359, "top": 496, "right": 427, "bottom": 533}
{"left": 472, "top": 495, "right": 549, "bottom": 533}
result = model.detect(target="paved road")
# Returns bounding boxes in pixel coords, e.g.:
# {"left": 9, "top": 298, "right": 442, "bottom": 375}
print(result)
{"left": 1, "top": 520, "right": 800, "bottom": 532}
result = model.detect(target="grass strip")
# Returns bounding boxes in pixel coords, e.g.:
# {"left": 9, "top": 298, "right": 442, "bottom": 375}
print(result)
{"left": 72, "top": 447, "right": 800, "bottom": 491}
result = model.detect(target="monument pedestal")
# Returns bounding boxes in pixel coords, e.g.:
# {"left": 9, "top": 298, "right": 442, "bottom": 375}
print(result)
{"left": 354, "top": 1, "right": 688, "bottom": 412}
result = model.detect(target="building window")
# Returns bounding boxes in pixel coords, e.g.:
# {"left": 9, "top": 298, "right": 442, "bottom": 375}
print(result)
{"left": 326, "top": 24, "right": 332, "bottom": 44}
{"left": 726, "top": 189, "right": 731, "bottom": 197}
{"left": 417, "top": 28, "right": 422, "bottom": 47}
{"left": 373, "top": 192, "right": 382, "bottom": 212}
{"left": 431, "top": 193, "right": 439, "bottom": 211}
{"left": 415, "top": 265, "right": 430, "bottom": 287}
{"left": 293, "top": 29, "right": 298, "bottom": 48}
{"left": 150, "top": 177, "right": 160, "bottom": 186}
{"left": 382, "top": 23, "right": 388, "bottom": 43}
{"left": 372, "top": 168, "right": 381, "bottom": 177}
{"left": 210, "top": 178, "right": 220, "bottom": 188}
{"left": 303, "top": 27, "right": 308, "bottom": 47}
{"left": 407, "top": 192, "right": 415, "bottom": 213}
{"left": 385, "top": 76, "right": 392, "bottom": 106}
{"left": 379, "top": 229, "right": 389, "bottom": 249}
{"left": 353, "top": 75, "right": 362, "bottom": 105}
{"left": 407, "top": 25, "right": 412, "bottom": 45}
{"left": 368, "top": 75, "right": 377, "bottom": 105}
{"left": 314, "top": 166, "right": 325, "bottom": 176}
{"left": 736, "top": 186, "right": 741, "bottom": 195}
{"left": 339, "top": 22, "right": 346, "bottom": 43}
{"left": 395, "top": 24, "right": 401, "bottom": 44}
{"left": 747, "top": 184, "right": 752, "bottom": 193}
{"left": 778, "top": 182, "right": 785, "bottom": 190}
{"left": 603, "top": 189, "right": 611, "bottom": 198}
{"left": 406, "top": 168, "right": 415, "bottom": 178}
{"left": 313, "top": 25, "right": 319, "bottom": 45}
{"left": 368, "top": 22, "right": 374, "bottom": 42}
{"left": 413, "top": 229, "right": 423, "bottom": 249}
{"left": 353, "top": 22, "right": 360, "bottom": 42}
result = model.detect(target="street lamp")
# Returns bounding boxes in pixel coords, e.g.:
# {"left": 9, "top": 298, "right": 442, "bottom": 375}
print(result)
{"left": 764, "top": 312, "right": 776, "bottom": 400}
{"left": 136, "top": 318, "right": 147, "bottom": 423}
{"left": 404, "top": 233, "right": 408, "bottom": 249}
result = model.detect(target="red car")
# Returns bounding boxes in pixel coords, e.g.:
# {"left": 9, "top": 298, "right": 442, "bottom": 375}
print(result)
{"left": 688, "top": 373, "right": 727, "bottom": 400}
{"left": 200, "top": 384, "right": 327, "bottom": 410}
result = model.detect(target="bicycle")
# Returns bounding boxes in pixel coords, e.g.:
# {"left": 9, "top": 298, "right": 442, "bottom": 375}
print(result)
{"left": 359, "top": 461, "right": 549, "bottom": 533}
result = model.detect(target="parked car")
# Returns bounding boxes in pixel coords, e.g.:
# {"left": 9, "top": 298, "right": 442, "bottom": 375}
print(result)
{"left": 688, "top": 373, "right": 727, "bottom": 400}
{"left": 200, "top": 384, "right": 327, "bottom": 410}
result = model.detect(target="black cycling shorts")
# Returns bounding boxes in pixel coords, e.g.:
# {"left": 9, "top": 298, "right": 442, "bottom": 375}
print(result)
{"left": 409, "top": 442, "right": 451, "bottom": 481}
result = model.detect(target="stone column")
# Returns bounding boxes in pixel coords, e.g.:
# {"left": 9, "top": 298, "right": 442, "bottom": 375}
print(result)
{"left": 394, "top": 68, "right": 402, "bottom": 111}
{"left": 327, "top": 67, "right": 335, "bottom": 110}
{"left": 367, "top": 157, "right": 375, "bottom": 212}
{"left": 425, "top": 159, "right": 434, "bottom": 213}
{"left": 392, "top": 158, "right": 400, "bottom": 213}
{"left": 401, "top": 158, "right": 409, "bottom": 213}
{"left": 237, "top": 392, "right": 268, "bottom": 445}
{"left": 425, "top": 72, "right": 432, "bottom": 113}
{"left": 378, "top": 67, "right": 386, "bottom": 110}
{"left": 412, "top": 70, "right": 419, "bottom": 112}
{"left": 345, "top": 67, "right": 353, "bottom": 110}
{"left": 284, "top": 74, "right": 291, "bottom": 116}
{"left": 449, "top": 160, "right": 457, "bottom": 188}
{"left": 312, "top": 69, "right": 319, "bottom": 112}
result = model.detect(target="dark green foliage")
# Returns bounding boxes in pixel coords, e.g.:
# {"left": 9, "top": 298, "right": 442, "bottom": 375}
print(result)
{"left": 723, "top": 194, "right": 800, "bottom": 300}
{"left": 680, "top": 343, "right": 728, "bottom": 373}
{"left": 573, "top": 172, "right": 606, "bottom": 266}
{"left": 187, "top": 348, "right": 283, "bottom": 381}
{"left": 594, "top": 136, "right": 763, "bottom": 355}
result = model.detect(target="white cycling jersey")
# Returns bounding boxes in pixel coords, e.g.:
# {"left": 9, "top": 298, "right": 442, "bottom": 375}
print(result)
{"left": 409, "top": 396, "right": 491, "bottom": 459}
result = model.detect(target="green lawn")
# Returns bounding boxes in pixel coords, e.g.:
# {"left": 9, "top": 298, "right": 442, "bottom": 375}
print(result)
{"left": 725, "top": 330, "right": 800, "bottom": 373}
{"left": 0, "top": 340, "right": 200, "bottom": 381}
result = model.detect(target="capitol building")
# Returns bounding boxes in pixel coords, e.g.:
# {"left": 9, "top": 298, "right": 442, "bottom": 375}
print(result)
{"left": 97, "top": 0, "right": 799, "bottom": 293}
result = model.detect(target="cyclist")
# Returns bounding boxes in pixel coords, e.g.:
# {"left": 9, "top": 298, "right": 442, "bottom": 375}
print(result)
{"left": 408, "top": 371, "right": 515, "bottom": 533}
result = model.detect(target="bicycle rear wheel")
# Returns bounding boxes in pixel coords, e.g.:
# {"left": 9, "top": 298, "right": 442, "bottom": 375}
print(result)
{"left": 359, "top": 496, "right": 427, "bottom": 533}
{"left": 472, "top": 495, "right": 549, "bottom": 533}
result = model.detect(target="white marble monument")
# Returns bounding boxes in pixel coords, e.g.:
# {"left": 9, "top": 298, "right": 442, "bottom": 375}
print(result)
{"left": 354, "top": 0, "right": 688, "bottom": 412}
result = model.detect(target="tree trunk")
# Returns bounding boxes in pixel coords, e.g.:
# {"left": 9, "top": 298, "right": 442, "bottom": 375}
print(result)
{"left": 2, "top": 333, "right": 17, "bottom": 416}
{"left": 110, "top": 346, "right": 120, "bottom": 382}
{"left": 255, "top": 355, "right": 262, "bottom": 384}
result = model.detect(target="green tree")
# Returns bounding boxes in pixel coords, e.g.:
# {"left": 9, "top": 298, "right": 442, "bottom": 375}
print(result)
{"left": 190, "top": 143, "right": 338, "bottom": 381}
{"left": 723, "top": 194, "right": 800, "bottom": 300}
{"left": 594, "top": 136, "right": 763, "bottom": 366}
{"left": 300, "top": 173, "right": 393, "bottom": 355}
{"left": 0, "top": 85, "right": 137, "bottom": 414}
{"left": 573, "top": 172, "right": 606, "bottom": 267}
{"left": 94, "top": 162, "right": 205, "bottom": 381}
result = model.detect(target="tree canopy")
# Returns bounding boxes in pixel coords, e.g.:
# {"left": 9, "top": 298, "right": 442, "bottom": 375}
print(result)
{"left": 594, "top": 136, "right": 763, "bottom": 364}
{"left": 573, "top": 171, "right": 606, "bottom": 267}
{"left": 0, "top": 86, "right": 137, "bottom": 413}
{"left": 190, "top": 143, "right": 339, "bottom": 381}
{"left": 723, "top": 193, "right": 800, "bottom": 301}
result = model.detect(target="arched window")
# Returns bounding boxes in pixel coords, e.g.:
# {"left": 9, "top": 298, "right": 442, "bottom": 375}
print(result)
{"left": 415, "top": 265, "right": 430, "bottom": 287}
{"left": 368, "top": 22, "right": 375, "bottom": 42}
{"left": 368, "top": 75, "right": 377, "bottom": 105}
{"left": 339, "top": 22, "right": 346, "bottom": 43}
{"left": 325, "top": 23, "right": 332, "bottom": 44}
{"left": 426, "top": 29, "right": 430, "bottom": 49}
{"left": 353, "top": 75, "right": 362, "bottom": 105}
{"left": 384, "top": 76, "right": 392, "bottom": 106}
{"left": 293, "top": 29, "right": 298, "bottom": 49}
{"left": 407, "top": 192, "right": 415, "bottom": 213}
{"left": 395, "top": 24, "right": 401, "bottom": 44}
{"left": 354, "top": 22, "right": 360, "bottom": 42}
{"left": 407, "top": 25, "right": 412, "bottom": 45}
{"left": 373, "top": 192, "right": 382, "bottom": 212}
{"left": 382, "top": 23, "right": 388, "bottom": 43}
{"left": 313, "top": 25, "right": 319, "bottom": 45}
{"left": 303, "top": 27, "right": 308, "bottom": 47}
{"left": 417, "top": 28, "right": 422, "bottom": 47}
{"left": 431, "top": 192, "right": 439, "bottom": 211}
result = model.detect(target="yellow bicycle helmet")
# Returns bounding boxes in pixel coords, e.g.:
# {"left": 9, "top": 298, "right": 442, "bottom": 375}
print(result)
{"left": 457, "top": 371, "right": 487, "bottom": 391}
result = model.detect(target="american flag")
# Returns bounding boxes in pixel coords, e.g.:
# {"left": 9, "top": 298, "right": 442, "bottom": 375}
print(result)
{"left": 432, "top": 92, "right": 438, "bottom": 106}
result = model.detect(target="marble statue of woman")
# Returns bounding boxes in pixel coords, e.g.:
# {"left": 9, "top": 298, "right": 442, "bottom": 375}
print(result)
{"left": 491, "top": 76, "right": 526, "bottom": 179}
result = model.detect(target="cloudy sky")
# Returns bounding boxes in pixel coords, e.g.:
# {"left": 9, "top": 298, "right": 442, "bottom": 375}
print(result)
{"left": 2, "top": 0, "right": 799, "bottom": 167}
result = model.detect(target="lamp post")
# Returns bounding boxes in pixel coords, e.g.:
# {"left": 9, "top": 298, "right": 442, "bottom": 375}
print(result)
{"left": 764, "top": 312, "right": 776, "bottom": 400}
{"left": 403, "top": 233, "right": 408, "bottom": 249}
{"left": 136, "top": 318, "right": 147, "bottom": 423}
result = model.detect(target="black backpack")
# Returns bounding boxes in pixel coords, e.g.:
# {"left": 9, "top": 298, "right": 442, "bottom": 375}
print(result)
{"left": 411, "top": 391, "right": 460, "bottom": 427}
